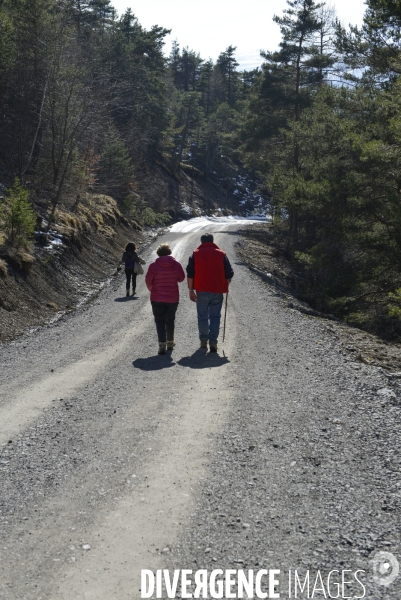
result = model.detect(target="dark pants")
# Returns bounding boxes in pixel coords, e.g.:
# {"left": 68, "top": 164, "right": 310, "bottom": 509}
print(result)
{"left": 125, "top": 269, "right": 137, "bottom": 291}
{"left": 151, "top": 301, "right": 178, "bottom": 342}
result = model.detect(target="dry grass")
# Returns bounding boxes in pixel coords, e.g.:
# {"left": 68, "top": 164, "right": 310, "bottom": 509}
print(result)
{"left": 87, "top": 194, "right": 121, "bottom": 225}
{"left": 46, "top": 302, "right": 59, "bottom": 311}
{"left": 17, "top": 251, "right": 35, "bottom": 273}
{"left": 98, "top": 225, "right": 116, "bottom": 238}
{"left": 4, "top": 249, "right": 35, "bottom": 273}
{"left": 94, "top": 213, "right": 104, "bottom": 229}
{"left": 0, "top": 258, "right": 8, "bottom": 278}
{"left": 52, "top": 194, "right": 125, "bottom": 244}
{"left": 55, "top": 195, "right": 122, "bottom": 239}
{"left": 55, "top": 210, "right": 85, "bottom": 233}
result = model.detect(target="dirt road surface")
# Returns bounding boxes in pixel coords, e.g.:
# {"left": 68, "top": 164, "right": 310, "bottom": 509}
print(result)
{"left": 0, "top": 220, "right": 400, "bottom": 600}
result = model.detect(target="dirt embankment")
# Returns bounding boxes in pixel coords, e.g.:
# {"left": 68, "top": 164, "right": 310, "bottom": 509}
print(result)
{"left": 0, "top": 194, "right": 147, "bottom": 345}
{"left": 237, "top": 222, "right": 401, "bottom": 372}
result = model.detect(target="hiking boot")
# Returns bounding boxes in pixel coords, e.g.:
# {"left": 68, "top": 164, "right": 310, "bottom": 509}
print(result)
{"left": 158, "top": 342, "right": 167, "bottom": 355}
{"left": 209, "top": 342, "right": 218, "bottom": 353}
{"left": 126, "top": 290, "right": 130, "bottom": 297}
{"left": 200, "top": 340, "right": 208, "bottom": 349}
{"left": 166, "top": 340, "right": 175, "bottom": 350}
{"left": 131, "top": 290, "right": 136, "bottom": 296}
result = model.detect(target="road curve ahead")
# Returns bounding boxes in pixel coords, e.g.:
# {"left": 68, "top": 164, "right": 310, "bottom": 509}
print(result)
{"left": 0, "top": 220, "right": 399, "bottom": 600}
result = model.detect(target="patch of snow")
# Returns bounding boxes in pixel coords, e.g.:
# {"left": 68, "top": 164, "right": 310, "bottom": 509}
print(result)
{"left": 47, "top": 237, "right": 63, "bottom": 247}
{"left": 169, "top": 215, "right": 271, "bottom": 233}
{"left": 179, "top": 202, "right": 193, "bottom": 215}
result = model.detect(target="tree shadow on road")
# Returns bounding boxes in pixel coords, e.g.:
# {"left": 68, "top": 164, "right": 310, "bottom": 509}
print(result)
{"left": 177, "top": 348, "right": 229, "bottom": 369}
{"left": 133, "top": 355, "right": 175, "bottom": 370}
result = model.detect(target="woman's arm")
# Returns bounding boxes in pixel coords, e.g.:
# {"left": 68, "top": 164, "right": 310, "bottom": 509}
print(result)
{"left": 136, "top": 253, "right": 146, "bottom": 265}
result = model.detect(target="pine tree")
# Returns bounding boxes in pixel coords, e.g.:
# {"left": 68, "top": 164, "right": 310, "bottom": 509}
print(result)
{"left": 197, "top": 59, "right": 214, "bottom": 114}
{"left": 168, "top": 39, "right": 180, "bottom": 85}
{"left": 181, "top": 47, "right": 203, "bottom": 91}
{"left": 337, "top": 0, "right": 401, "bottom": 80}
{"left": 243, "top": 0, "right": 329, "bottom": 253}
{"left": 89, "top": 0, "right": 114, "bottom": 30}
{"left": 119, "top": 8, "right": 137, "bottom": 42}
{"left": 168, "top": 44, "right": 203, "bottom": 91}
{"left": 172, "top": 92, "right": 204, "bottom": 173}
{"left": 61, "top": 0, "right": 92, "bottom": 36}
{"left": 216, "top": 46, "right": 239, "bottom": 105}
{"left": 1, "top": 178, "right": 36, "bottom": 247}
{"left": 272, "top": 0, "right": 324, "bottom": 119}
{"left": 0, "top": 0, "right": 58, "bottom": 177}
{"left": 97, "top": 124, "right": 135, "bottom": 199}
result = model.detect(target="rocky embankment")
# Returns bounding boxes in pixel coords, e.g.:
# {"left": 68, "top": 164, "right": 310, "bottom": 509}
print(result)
{"left": 0, "top": 194, "right": 147, "bottom": 345}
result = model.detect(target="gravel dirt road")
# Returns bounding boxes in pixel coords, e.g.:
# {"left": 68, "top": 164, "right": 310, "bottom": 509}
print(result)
{"left": 0, "top": 222, "right": 400, "bottom": 600}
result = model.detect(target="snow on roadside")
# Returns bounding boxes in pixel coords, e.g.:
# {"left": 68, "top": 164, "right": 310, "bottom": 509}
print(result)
{"left": 169, "top": 215, "right": 270, "bottom": 233}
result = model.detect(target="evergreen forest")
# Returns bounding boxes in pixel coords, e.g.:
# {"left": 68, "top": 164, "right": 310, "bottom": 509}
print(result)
{"left": 2, "top": 0, "right": 401, "bottom": 337}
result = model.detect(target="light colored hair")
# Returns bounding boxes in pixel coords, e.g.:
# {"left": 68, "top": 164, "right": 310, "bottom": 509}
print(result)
{"left": 156, "top": 243, "right": 172, "bottom": 256}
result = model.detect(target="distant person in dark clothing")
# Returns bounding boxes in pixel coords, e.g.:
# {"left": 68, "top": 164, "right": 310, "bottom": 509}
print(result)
{"left": 145, "top": 243, "right": 185, "bottom": 355}
{"left": 121, "top": 242, "right": 145, "bottom": 297}
{"left": 186, "top": 233, "right": 234, "bottom": 352}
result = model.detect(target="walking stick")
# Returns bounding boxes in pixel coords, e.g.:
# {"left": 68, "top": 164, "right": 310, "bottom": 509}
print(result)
{"left": 222, "top": 291, "right": 228, "bottom": 342}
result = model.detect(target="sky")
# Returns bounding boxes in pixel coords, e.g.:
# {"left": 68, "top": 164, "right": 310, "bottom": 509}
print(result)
{"left": 110, "top": 0, "right": 367, "bottom": 70}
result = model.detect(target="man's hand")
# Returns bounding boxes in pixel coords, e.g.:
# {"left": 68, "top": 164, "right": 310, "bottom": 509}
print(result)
{"left": 189, "top": 290, "right": 197, "bottom": 302}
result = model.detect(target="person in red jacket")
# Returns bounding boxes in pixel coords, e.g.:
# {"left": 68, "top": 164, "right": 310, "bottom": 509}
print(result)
{"left": 186, "top": 233, "right": 234, "bottom": 352}
{"left": 145, "top": 243, "right": 185, "bottom": 355}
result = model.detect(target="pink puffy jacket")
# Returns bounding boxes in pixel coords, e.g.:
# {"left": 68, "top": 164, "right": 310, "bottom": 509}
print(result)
{"left": 145, "top": 255, "right": 185, "bottom": 303}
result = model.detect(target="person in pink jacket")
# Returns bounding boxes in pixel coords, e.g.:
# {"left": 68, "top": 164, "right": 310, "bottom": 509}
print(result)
{"left": 145, "top": 243, "right": 185, "bottom": 355}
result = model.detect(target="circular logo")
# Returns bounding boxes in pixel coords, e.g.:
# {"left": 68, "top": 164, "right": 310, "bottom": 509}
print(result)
{"left": 371, "top": 551, "right": 399, "bottom": 586}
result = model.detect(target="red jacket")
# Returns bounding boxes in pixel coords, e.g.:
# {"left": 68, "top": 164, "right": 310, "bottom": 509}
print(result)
{"left": 145, "top": 255, "right": 185, "bottom": 303}
{"left": 193, "top": 242, "right": 229, "bottom": 293}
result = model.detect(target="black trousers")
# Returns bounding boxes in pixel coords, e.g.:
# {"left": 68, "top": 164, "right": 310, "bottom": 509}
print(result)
{"left": 151, "top": 301, "right": 178, "bottom": 342}
{"left": 125, "top": 269, "right": 137, "bottom": 291}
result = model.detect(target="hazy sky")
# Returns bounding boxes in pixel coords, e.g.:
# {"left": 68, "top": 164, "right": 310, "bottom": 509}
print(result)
{"left": 110, "top": 0, "right": 367, "bottom": 69}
